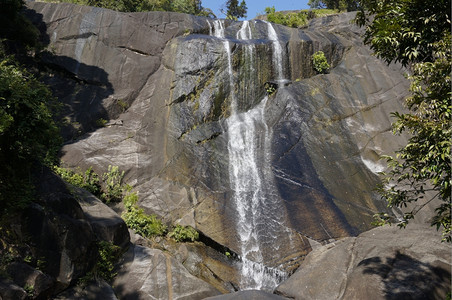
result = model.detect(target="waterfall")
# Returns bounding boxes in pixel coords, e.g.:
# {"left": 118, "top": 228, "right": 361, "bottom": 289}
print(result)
{"left": 266, "top": 21, "right": 284, "bottom": 81}
{"left": 209, "top": 19, "right": 288, "bottom": 292}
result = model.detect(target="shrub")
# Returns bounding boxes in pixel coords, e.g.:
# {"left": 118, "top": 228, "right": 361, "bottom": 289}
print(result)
{"left": 101, "top": 165, "right": 124, "bottom": 203}
{"left": 54, "top": 166, "right": 101, "bottom": 196}
{"left": 122, "top": 192, "right": 167, "bottom": 238}
{"left": 264, "top": 7, "right": 339, "bottom": 28}
{"left": 312, "top": 51, "right": 330, "bottom": 74}
{"left": 79, "top": 241, "right": 121, "bottom": 284}
{"left": 0, "top": 47, "right": 61, "bottom": 212}
{"left": 168, "top": 225, "right": 199, "bottom": 242}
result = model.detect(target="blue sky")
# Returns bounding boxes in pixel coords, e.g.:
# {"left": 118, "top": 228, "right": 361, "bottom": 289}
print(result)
{"left": 202, "top": 0, "right": 310, "bottom": 20}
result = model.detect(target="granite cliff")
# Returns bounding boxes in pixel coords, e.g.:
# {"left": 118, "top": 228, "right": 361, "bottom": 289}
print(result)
{"left": 1, "top": 2, "right": 448, "bottom": 299}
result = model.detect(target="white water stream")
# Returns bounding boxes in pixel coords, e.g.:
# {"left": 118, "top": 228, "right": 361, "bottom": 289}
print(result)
{"left": 209, "top": 20, "right": 289, "bottom": 291}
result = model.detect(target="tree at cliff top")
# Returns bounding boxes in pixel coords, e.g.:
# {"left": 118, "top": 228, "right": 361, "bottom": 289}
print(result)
{"left": 0, "top": 0, "right": 61, "bottom": 213}
{"left": 308, "top": 0, "right": 361, "bottom": 11}
{"left": 224, "top": 0, "right": 247, "bottom": 20}
{"left": 356, "top": 0, "right": 451, "bottom": 242}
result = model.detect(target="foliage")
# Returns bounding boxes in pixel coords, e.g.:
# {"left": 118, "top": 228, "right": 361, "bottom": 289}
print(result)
{"left": 265, "top": 6, "right": 307, "bottom": 28}
{"left": 101, "top": 165, "right": 125, "bottom": 203}
{"left": 80, "top": 241, "right": 121, "bottom": 283}
{"left": 311, "top": 51, "right": 330, "bottom": 74}
{"left": 54, "top": 166, "right": 101, "bottom": 196}
{"left": 168, "top": 224, "right": 199, "bottom": 242}
{"left": 0, "top": 0, "right": 40, "bottom": 50}
{"left": 94, "top": 241, "right": 121, "bottom": 282}
{"left": 23, "top": 284, "right": 34, "bottom": 297}
{"left": 122, "top": 191, "right": 167, "bottom": 238}
{"left": 225, "top": 0, "right": 247, "bottom": 20}
{"left": 355, "top": 0, "right": 450, "bottom": 67}
{"left": 357, "top": 0, "right": 451, "bottom": 242}
{"left": 264, "top": 82, "right": 277, "bottom": 95}
{"left": 308, "top": 0, "right": 361, "bottom": 11}
{"left": 264, "top": 7, "right": 338, "bottom": 28}
{"left": 0, "top": 47, "right": 61, "bottom": 213}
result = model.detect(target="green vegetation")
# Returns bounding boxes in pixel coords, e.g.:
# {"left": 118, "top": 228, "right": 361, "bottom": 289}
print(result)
{"left": 311, "top": 51, "right": 330, "bottom": 74}
{"left": 0, "top": 47, "right": 62, "bottom": 213}
{"left": 55, "top": 165, "right": 128, "bottom": 203}
{"left": 308, "top": 0, "right": 361, "bottom": 11}
{"left": 101, "top": 165, "right": 125, "bottom": 203}
{"left": 122, "top": 190, "right": 168, "bottom": 238}
{"left": 24, "top": 284, "right": 35, "bottom": 297}
{"left": 225, "top": 0, "right": 247, "bottom": 20}
{"left": 357, "top": 0, "right": 451, "bottom": 242}
{"left": 79, "top": 241, "right": 122, "bottom": 283}
{"left": 0, "top": 0, "right": 40, "bottom": 50}
{"left": 95, "top": 118, "right": 107, "bottom": 127}
{"left": 264, "top": 82, "right": 277, "bottom": 95}
{"left": 168, "top": 224, "right": 199, "bottom": 242}
{"left": 40, "top": 0, "right": 215, "bottom": 16}
{"left": 264, "top": 6, "right": 338, "bottom": 28}
{"left": 54, "top": 166, "right": 101, "bottom": 196}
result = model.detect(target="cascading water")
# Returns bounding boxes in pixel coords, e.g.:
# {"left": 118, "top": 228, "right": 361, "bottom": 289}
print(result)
{"left": 209, "top": 20, "right": 289, "bottom": 292}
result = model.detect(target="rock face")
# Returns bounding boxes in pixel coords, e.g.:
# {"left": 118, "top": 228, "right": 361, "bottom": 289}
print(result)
{"left": 26, "top": 1, "right": 413, "bottom": 291}
{"left": 275, "top": 224, "right": 452, "bottom": 300}
{"left": 113, "top": 245, "right": 221, "bottom": 299}
{"left": 0, "top": 167, "right": 130, "bottom": 299}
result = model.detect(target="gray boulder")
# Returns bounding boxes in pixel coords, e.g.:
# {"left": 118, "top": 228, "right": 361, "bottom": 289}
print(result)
{"left": 72, "top": 187, "right": 130, "bottom": 249}
{"left": 54, "top": 279, "right": 118, "bottom": 300}
{"left": 205, "top": 289, "right": 291, "bottom": 300}
{"left": 113, "top": 245, "right": 221, "bottom": 299}
{"left": 275, "top": 224, "right": 452, "bottom": 300}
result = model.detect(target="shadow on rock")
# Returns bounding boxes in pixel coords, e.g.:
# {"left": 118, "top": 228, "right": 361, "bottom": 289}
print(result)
{"left": 24, "top": 8, "right": 114, "bottom": 141}
{"left": 359, "top": 251, "right": 451, "bottom": 300}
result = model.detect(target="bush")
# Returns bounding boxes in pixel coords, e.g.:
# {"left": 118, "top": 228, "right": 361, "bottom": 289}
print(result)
{"left": 79, "top": 241, "right": 121, "bottom": 284}
{"left": 168, "top": 225, "right": 199, "bottom": 242}
{"left": 101, "top": 165, "right": 124, "bottom": 203}
{"left": 311, "top": 51, "right": 330, "bottom": 74}
{"left": 264, "top": 7, "right": 338, "bottom": 28}
{"left": 0, "top": 47, "right": 61, "bottom": 212}
{"left": 122, "top": 192, "right": 167, "bottom": 238}
{"left": 54, "top": 166, "right": 101, "bottom": 196}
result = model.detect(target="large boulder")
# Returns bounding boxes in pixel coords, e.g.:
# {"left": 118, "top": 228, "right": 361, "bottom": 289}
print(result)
{"left": 275, "top": 224, "right": 452, "bottom": 300}
{"left": 22, "top": 168, "right": 98, "bottom": 292}
{"left": 205, "top": 290, "right": 291, "bottom": 300}
{"left": 113, "top": 245, "right": 221, "bottom": 299}
{"left": 72, "top": 187, "right": 130, "bottom": 249}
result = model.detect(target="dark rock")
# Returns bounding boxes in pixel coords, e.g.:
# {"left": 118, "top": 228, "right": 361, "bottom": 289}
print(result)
{"left": 23, "top": 168, "right": 98, "bottom": 292}
{"left": 0, "top": 280, "right": 27, "bottom": 300}
{"left": 72, "top": 187, "right": 130, "bottom": 249}
{"left": 275, "top": 224, "right": 452, "bottom": 300}
{"left": 54, "top": 279, "right": 118, "bottom": 300}
{"left": 6, "top": 262, "right": 54, "bottom": 299}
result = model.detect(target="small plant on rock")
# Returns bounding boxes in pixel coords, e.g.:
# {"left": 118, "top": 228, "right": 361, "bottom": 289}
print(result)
{"left": 312, "top": 51, "right": 330, "bottom": 74}
{"left": 101, "top": 165, "right": 125, "bottom": 203}
{"left": 54, "top": 166, "right": 101, "bottom": 196}
{"left": 122, "top": 191, "right": 167, "bottom": 238}
{"left": 168, "top": 225, "right": 199, "bottom": 242}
